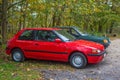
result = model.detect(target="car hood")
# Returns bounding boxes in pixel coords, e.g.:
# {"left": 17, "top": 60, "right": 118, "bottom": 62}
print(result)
{"left": 67, "top": 40, "right": 104, "bottom": 51}
{"left": 81, "top": 34, "right": 110, "bottom": 43}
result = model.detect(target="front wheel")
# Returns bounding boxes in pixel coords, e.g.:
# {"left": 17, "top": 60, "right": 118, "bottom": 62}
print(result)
{"left": 11, "top": 49, "right": 25, "bottom": 62}
{"left": 69, "top": 52, "right": 87, "bottom": 69}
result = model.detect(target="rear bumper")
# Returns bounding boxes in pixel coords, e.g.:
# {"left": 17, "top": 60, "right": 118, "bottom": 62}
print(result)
{"left": 5, "top": 47, "right": 11, "bottom": 55}
{"left": 87, "top": 50, "right": 106, "bottom": 64}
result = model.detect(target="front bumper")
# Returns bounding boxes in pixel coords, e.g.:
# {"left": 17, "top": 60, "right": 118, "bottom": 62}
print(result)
{"left": 87, "top": 50, "right": 107, "bottom": 64}
{"left": 103, "top": 38, "right": 111, "bottom": 48}
{"left": 103, "top": 43, "right": 110, "bottom": 48}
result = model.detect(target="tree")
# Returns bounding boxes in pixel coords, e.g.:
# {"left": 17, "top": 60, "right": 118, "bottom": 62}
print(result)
{"left": 1, "top": 0, "right": 120, "bottom": 44}
{"left": 1, "top": 0, "right": 25, "bottom": 43}
{"left": 1, "top": 0, "right": 8, "bottom": 43}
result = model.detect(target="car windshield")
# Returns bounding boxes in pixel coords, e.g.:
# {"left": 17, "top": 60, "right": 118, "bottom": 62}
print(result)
{"left": 55, "top": 30, "right": 76, "bottom": 42}
{"left": 73, "top": 27, "right": 87, "bottom": 36}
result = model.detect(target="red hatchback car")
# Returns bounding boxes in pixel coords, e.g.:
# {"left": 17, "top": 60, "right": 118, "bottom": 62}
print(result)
{"left": 6, "top": 28, "right": 106, "bottom": 68}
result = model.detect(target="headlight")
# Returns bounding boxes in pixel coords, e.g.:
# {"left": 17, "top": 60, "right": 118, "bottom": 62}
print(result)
{"left": 92, "top": 49, "right": 101, "bottom": 54}
{"left": 103, "top": 39, "right": 108, "bottom": 43}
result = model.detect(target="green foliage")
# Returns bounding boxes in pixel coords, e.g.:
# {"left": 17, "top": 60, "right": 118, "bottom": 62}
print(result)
{"left": 1, "top": 0, "right": 120, "bottom": 41}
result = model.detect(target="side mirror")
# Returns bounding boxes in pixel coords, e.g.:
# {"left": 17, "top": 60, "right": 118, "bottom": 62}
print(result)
{"left": 55, "top": 38, "right": 61, "bottom": 43}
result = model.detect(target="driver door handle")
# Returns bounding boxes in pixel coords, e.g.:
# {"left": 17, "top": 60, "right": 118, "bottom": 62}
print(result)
{"left": 35, "top": 43, "right": 39, "bottom": 46}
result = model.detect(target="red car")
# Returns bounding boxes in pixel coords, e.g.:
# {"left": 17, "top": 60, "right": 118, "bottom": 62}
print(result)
{"left": 6, "top": 28, "right": 106, "bottom": 68}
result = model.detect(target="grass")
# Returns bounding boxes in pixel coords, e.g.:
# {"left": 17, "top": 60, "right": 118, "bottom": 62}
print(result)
{"left": 0, "top": 51, "right": 41, "bottom": 80}
{"left": 0, "top": 62, "right": 41, "bottom": 80}
{"left": 0, "top": 45, "right": 74, "bottom": 80}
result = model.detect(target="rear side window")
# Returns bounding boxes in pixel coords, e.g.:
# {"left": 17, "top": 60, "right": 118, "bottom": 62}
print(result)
{"left": 18, "top": 30, "right": 34, "bottom": 40}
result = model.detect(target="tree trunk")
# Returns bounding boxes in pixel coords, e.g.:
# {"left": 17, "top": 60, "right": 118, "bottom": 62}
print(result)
{"left": 52, "top": 13, "right": 56, "bottom": 27}
{"left": 23, "top": 2, "right": 28, "bottom": 29}
{"left": 1, "top": 0, "right": 8, "bottom": 43}
{"left": 109, "top": 22, "right": 114, "bottom": 33}
{"left": 45, "top": 13, "right": 48, "bottom": 27}
{"left": 56, "top": 15, "right": 61, "bottom": 26}
{"left": 18, "top": 17, "right": 22, "bottom": 31}
{"left": 98, "top": 21, "right": 102, "bottom": 32}
{"left": 98, "top": 25, "right": 102, "bottom": 32}
{"left": 23, "top": 13, "right": 26, "bottom": 29}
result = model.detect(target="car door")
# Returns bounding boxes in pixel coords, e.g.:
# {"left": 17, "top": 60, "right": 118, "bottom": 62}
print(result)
{"left": 33, "top": 30, "right": 68, "bottom": 61}
{"left": 16, "top": 29, "right": 38, "bottom": 58}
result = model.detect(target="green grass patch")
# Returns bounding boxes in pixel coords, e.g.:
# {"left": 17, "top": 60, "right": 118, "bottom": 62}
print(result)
{"left": 0, "top": 59, "right": 41, "bottom": 80}
{"left": 0, "top": 47, "right": 74, "bottom": 80}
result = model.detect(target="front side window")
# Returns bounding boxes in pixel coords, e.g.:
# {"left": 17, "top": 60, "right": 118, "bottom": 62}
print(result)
{"left": 71, "top": 29, "right": 79, "bottom": 37}
{"left": 18, "top": 30, "right": 34, "bottom": 40}
{"left": 61, "top": 28, "right": 79, "bottom": 38}
{"left": 36, "top": 30, "right": 58, "bottom": 41}
{"left": 55, "top": 30, "right": 76, "bottom": 42}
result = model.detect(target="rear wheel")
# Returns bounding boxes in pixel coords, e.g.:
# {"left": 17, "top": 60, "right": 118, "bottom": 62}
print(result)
{"left": 11, "top": 49, "right": 25, "bottom": 62}
{"left": 70, "top": 52, "right": 87, "bottom": 69}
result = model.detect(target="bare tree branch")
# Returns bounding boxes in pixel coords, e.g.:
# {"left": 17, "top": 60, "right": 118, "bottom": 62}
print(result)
{"left": 7, "top": 0, "right": 25, "bottom": 10}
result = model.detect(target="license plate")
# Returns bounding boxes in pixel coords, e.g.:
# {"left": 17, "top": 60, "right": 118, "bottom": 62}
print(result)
{"left": 103, "top": 53, "right": 106, "bottom": 57}
{"left": 102, "top": 53, "right": 107, "bottom": 62}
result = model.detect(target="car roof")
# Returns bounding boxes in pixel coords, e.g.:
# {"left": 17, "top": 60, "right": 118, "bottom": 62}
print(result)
{"left": 22, "top": 28, "right": 61, "bottom": 31}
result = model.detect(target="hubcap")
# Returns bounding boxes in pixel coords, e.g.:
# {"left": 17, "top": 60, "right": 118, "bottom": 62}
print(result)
{"left": 72, "top": 56, "right": 83, "bottom": 67}
{"left": 13, "top": 51, "right": 21, "bottom": 61}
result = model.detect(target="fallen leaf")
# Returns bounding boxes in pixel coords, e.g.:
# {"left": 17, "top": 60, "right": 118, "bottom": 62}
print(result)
{"left": 11, "top": 72, "right": 17, "bottom": 77}
{"left": 27, "top": 68, "right": 31, "bottom": 71}
{"left": 49, "top": 78, "right": 54, "bottom": 80}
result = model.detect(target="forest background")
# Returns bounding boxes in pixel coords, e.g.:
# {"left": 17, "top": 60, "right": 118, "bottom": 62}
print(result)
{"left": 0, "top": 0, "right": 120, "bottom": 44}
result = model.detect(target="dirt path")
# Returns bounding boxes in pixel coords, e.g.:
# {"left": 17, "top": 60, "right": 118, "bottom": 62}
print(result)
{"left": 40, "top": 39, "right": 120, "bottom": 80}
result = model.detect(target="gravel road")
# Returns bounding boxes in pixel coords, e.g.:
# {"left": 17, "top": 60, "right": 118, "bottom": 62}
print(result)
{"left": 40, "top": 39, "right": 120, "bottom": 80}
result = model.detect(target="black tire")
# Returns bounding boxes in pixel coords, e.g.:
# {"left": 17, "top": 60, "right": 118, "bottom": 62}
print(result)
{"left": 69, "top": 52, "right": 87, "bottom": 69}
{"left": 11, "top": 49, "right": 25, "bottom": 62}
